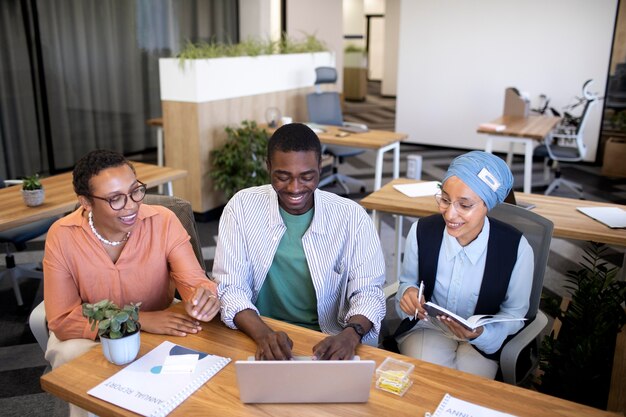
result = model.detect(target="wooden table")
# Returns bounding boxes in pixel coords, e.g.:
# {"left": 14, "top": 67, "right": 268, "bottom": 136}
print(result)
{"left": 478, "top": 115, "right": 561, "bottom": 193}
{"left": 360, "top": 178, "right": 626, "bottom": 281}
{"left": 0, "top": 162, "right": 187, "bottom": 233}
{"left": 40, "top": 303, "right": 619, "bottom": 417}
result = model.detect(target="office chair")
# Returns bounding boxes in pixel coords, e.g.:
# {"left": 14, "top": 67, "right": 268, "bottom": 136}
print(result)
{"left": 0, "top": 179, "right": 58, "bottom": 307}
{"left": 379, "top": 203, "right": 553, "bottom": 386}
{"left": 534, "top": 79, "right": 598, "bottom": 197}
{"left": 29, "top": 194, "right": 208, "bottom": 353}
{"left": 307, "top": 66, "right": 367, "bottom": 194}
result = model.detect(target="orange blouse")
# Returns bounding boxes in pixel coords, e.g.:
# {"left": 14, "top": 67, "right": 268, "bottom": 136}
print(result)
{"left": 43, "top": 204, "right": 216, "bottom": 341}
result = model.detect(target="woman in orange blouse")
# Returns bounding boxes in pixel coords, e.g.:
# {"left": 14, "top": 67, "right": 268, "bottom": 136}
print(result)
{"left": 43, "top": 150, "right": 219, "bottom": 371}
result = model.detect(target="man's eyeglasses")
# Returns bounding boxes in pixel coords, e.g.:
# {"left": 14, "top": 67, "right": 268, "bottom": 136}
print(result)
{"left": 89, "top": 181, "right": 147, "bottom": 210}
{"left": 434, "top": 192, "right": 481, "bottom": 215}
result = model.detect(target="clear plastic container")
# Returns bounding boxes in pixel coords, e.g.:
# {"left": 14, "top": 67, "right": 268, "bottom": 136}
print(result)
{"left": 375, "top": 357, "right": 414, "bottom": 396}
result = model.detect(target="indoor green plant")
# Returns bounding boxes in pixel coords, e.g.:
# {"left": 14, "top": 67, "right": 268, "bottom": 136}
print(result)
{"left": 537, "top": 242, "right": 626, "bottom": 408}
{"left": 177, "top": 33, "right": 327, "bottom": 64}
{"left": 210, "top": 120, "right": 270, "bottom": 199}
{"left": 21, "top": 174, "right": 45, "bottom": 207}
{"left": 82, "top": 299, "right": 142, "bottom": 365}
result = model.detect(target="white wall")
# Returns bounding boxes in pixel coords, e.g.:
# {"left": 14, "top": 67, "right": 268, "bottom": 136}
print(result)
{"left": 287, "top": 0, "right": 344, "bottom": 89}
{"left": 381, "top": 0, "right": 399, "bottom": 96}
{"left": 239, "top": 0, "right": 280, "bottom": 42}
{"left": 396, "top": 0, "right": 617, "bottom": 161}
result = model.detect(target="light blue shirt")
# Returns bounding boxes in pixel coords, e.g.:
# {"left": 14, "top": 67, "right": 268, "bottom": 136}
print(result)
{"left": 396, "top": 217, "right": 534, "bottom": 354}
{"left": 214, "top": 185, "right": 386, "bottom": 344}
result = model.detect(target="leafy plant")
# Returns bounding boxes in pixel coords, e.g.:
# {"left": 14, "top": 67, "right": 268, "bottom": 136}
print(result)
{"left": 210, "top": 120, "right": 270, "bottom": 200}
{"left": 177, "top": 33, "right": 327, "bottom": 66}
{"left": 537, "top": 242, "right": 626, "bottom": 408}
{"left": 344, "top": 44, "right": 365, "bottom": 53}
{"left": 22, "top": 174, "right": 42, "bottom": 191}
{"left": 82, "top": 299, "right": 141, "bottom": 340}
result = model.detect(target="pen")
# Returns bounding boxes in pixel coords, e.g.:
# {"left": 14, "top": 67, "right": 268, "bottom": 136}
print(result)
{"left": 415, "top": 281, "right": 424, "bottom": 320}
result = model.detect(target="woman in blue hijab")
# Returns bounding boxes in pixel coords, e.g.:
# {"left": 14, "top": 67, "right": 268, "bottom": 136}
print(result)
{"left": 394, "top": 151, "right": 534, "bottom": 379}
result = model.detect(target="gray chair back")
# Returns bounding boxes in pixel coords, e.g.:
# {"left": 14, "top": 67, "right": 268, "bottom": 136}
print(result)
{"left": 143, "top": 194, "right": 205, "bottom": 271}
{"left": 488, "top": 203, "right": 554, "bottom": 320}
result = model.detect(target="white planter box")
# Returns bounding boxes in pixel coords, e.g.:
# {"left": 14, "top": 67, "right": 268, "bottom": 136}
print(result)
{"left": 159, "top": 52, "right": 335, "bottom": 103}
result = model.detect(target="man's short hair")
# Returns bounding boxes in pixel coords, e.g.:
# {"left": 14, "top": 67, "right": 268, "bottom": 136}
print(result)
{"left": 267, "top": 123, "right": 322, "bottom": 164}
{"left": 73, "top": 149, "right": 135, "bottom": 197}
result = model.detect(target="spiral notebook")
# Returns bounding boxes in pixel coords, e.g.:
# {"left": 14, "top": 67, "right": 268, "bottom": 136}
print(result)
{"left": 88, "top": 341, "right": 230, "bottom": 417}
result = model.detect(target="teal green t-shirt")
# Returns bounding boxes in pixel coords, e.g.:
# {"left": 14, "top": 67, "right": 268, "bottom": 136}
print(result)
{"left": 255, "top": 207, "right": 320, "bottom": 331}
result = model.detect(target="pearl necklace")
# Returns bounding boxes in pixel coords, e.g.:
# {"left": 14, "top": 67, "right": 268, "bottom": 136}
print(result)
{"left": 88, "top": 211, "right": 130, "bottom": 246}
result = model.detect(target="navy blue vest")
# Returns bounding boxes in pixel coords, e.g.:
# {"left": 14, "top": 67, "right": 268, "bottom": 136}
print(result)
{"left": 394, "top": 215, "right": 522, "bottom": 359}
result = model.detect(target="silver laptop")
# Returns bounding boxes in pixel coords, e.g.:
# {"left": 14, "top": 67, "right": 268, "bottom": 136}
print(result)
{"left": 235, "top": 357, "right": 376, "bottom": 403}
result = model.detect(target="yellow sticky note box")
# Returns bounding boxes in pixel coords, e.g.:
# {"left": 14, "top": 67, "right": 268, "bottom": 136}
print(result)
{"left": 375, "top": 357, "right": 414, "bottom": 396}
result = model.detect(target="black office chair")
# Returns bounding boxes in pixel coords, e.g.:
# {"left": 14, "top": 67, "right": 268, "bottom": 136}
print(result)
{"left": 307, "top": 67, "right": 367, "bottom": 194}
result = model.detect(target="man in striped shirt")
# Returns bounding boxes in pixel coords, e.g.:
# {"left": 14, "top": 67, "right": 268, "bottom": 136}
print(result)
{"left": 213, "top": 123, "right": 386, "bottom": 360}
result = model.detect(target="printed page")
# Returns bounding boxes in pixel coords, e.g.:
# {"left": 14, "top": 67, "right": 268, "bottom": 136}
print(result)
{"left": 433, "top": 393, "right": 518, "bottom": 417}
{"left": 88, "top": 341, "right": 230, "bottom": 417}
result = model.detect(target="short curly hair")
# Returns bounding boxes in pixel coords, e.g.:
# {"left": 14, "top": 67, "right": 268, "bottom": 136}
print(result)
{"left": 267, "top": 123, "right": 321, "bottom": 164}
{"left": 73, "top": 149, "right": 135, "bottom": 197}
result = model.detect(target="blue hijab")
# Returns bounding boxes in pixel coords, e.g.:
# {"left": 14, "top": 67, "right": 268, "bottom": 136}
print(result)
{"left": 442, "top": 151, "right": 513, "bottom": 211}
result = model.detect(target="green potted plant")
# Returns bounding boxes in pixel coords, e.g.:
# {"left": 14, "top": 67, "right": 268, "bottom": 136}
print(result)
{"left": 21, "top": 174, "right": 45, "bottom": 207}
{"left": 537, "top": 242, "right": 626, "bottom": 408}
{"left": 210, "top": 120, "right": 270, "bottom": 200}
{"left": 82, "top": 299, "right": 142, "bottom": 365}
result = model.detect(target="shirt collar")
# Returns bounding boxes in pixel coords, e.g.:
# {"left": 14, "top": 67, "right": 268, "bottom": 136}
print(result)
{"left": 268, "top": 187, "right": 324, "bottom": 234}
{"left": 443, "top": 217, "right": 490, "bottom": 264}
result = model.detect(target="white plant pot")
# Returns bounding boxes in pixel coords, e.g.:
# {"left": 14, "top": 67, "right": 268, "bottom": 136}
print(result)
{"left": 22, "top": 189, "right": 45, "bottom": 207}
{"left": 101, "top": 331, "right": 140, "bottom": 365}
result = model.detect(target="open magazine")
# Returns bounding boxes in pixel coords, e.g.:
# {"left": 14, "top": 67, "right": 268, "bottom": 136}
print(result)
{"left": 424, "top": 302, "right": 526, "bottom": 331}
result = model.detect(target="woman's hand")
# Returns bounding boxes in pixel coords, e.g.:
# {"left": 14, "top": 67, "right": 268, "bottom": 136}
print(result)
{"left": 184, "top": 287, "right": 220, "bottom": 322}
{"left": 139, "top": 310, "right": 203, "bottom": 336}
{"left": 438, "top": 316, "right": 484, "bottom": 340}
{"left": 399, "top": 287, "right": 427, "bottom": 320}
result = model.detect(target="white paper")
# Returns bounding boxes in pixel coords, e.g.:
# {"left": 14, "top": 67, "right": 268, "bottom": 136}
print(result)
{"left": 88, "top": 341, "right": 230, "bottom": 417}
{"left": 393, "top": 181, "right": 440, "bottom": 198}
{"left": 162, "top": 354, "right": 199, "bottom": 373}
{"left": 432, "top": 393, "right": 518, "bottom": 417}
{"left": 478, "top": 122, "right": 506, "bottom": 132}
{"left": 577, "top": 207, "right": 626, "bottom": 229}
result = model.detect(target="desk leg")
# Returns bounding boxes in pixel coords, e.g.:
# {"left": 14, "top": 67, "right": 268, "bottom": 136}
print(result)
{"left": 506, "top": 142, "right": 515, "bottom": 167}
{"left": 393, "top": 214, "right": 404, "bottom": 283}
{"left": 393, "top": 143, "right": 400, "bottom": 180}
{"left": 523, "top": 140, "right": 533, "bottom": 194}
{"left": 163, "top": 181, "right": 173, "bottom": 197}
{"left": 157, "top": 127, "right": 164, "bottom": 194}
{"left": 485, "top": 137, "right": 494, "bottom": 153}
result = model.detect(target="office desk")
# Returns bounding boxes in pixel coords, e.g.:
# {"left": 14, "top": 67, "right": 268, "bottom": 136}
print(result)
{"left": 0, "top": 162, "right": 187, "bottom": 233}
{"left": 360, "top": 178, "right": 626, "bottom": 280}
{"left": 40, "top": 303, "right": 618, "bottom": 417}
{"left": 478, "top": 115, "right": 561, "bottom": 193}
{"left": 266, "top": 124, "right": 407, "bottom": 191}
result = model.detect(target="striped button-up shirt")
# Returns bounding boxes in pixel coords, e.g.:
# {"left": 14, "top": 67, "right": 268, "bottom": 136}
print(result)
{"left": 213, "top": 185, "right": 386, "bottom": 343}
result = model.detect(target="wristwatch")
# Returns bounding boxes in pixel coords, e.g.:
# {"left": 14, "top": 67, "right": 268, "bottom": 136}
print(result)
{"left": 344, "top": 322, "right": 366, "bottom": 341}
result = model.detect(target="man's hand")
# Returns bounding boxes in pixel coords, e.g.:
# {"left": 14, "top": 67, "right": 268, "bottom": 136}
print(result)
{"left": 234, "top": 309, "right": 294, "bottom": 360}
{"left": 184, "top": 287, "right": 220, "bottom": 322}
{"left": 254, "top": 330, "right": 294, "bottom": 360}
{"left": 139, "top": 310, "right": 202, "bottom": 336}
{"left": 312, "top": 330, "right": 360, "bottom": 360}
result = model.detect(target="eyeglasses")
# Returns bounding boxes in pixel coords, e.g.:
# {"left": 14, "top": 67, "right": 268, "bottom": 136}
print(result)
{"left": 434, "top": 192, "right": 481, "bottom": 215}
{"left": 89, "top": 181, "right": 147, "bottom": 210}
